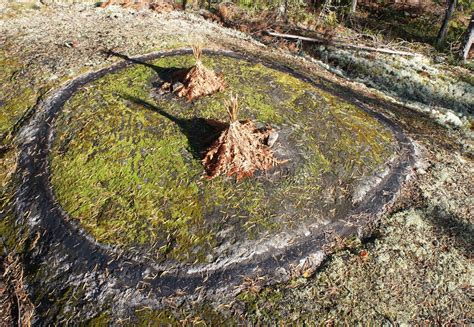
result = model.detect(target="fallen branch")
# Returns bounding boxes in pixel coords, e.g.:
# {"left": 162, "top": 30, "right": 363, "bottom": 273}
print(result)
{"left": 266, "top": 31, "right": 419, "bottom": 57}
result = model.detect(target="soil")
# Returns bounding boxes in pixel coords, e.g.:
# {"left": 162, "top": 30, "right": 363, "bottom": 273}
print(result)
{"left": 0, "top": 1, "right": 473, "bottom": 325}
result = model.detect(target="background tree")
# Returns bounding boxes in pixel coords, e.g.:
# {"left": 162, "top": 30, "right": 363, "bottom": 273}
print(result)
{"left": 350, "top": 0, "right": 357, "bottom": 14}
{"left": 437, "top": 0, "right": 458, "bottom": 47}
{"left": 460, "top": 12, "right": 474, "bottom": 60}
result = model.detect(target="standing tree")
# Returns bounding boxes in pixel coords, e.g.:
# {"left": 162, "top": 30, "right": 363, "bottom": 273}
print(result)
{"left": 350, "top": 0, "right": 357, "bottom": 14}
{"left": 460, "top": 12, "right": 474, "bottom": 61}
{"left": 437, "top": 0, "right": 458, "bottom": 47}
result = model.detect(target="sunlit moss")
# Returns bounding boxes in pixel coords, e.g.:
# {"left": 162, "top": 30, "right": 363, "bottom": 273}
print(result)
{"left": 50, "top": 54, "right": 396, "bottom": 263}
{"left": 128, "top": 305, "right": 232, "bottom": 326}
{"left": 0, "top": 52, "right": 39, "bottom": 137}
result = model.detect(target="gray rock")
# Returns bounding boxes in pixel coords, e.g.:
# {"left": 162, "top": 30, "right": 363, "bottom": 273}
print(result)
{"left": 267, "top": 131, "right": 279, "bottom": 147}
{"left": 434, "top": 56, "right": 445, "bottom": 64}
{"left": 172, "top": 81, "right": 184, "bottom": 92}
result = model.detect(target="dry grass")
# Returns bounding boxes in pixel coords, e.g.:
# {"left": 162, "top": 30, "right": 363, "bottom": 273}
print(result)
{"left": 217, "top": 2, "right": 239, "bottom": 23}
{"left": 0, "top": 255, "right": 34, "bottom": 327}
{"left": 100, "top": 0, "right": 175, "bottom": 12}
{"left": 202, "top": 95, "right": 281, "bottom": 181}
{"left": 148, "top": 1, "right": 174, "bottom": 13}
{"left": 161, "top": 45, "right": 225, "bottom": 101}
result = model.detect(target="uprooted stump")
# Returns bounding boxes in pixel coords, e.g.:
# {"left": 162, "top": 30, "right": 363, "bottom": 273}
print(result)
{"left": 160, "top": 46, "right": 225, "bottom": 101}
{"left": 202, "top": 96, "right": 282, "bottom": 181}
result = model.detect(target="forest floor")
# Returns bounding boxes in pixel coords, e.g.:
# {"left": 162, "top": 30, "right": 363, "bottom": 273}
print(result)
{"left": 0, "top": 2, "right": 473, "bottom": 324}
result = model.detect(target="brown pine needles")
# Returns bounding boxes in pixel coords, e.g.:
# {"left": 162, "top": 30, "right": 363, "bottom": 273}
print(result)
{"left": 161, "top": 45, "right": 225, "bottom": 101}
{"left": 202, "top": 96, "right": 281, "bottom": 181}
{"left": 0, "top": 255, "right": 34, "bottom": 327}
{"left": 100, "top": 0, "right": 175, "bottom": 12}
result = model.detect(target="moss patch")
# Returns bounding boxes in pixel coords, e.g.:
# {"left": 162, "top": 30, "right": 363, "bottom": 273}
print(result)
{"left": 0, "top": 51, "right": 40, "bottom": 140}
{"left": 50, "top": 54, "right": 396, "bottom": 263}
{"left": 129, "top": 305, "right": 233, "bottom": 326}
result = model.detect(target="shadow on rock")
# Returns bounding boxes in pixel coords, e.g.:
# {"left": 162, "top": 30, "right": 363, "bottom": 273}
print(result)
{"left": 105, "top": 50, "right": 187, "bottom": 84}
{"left": 122, "top": 95, "right": 226, "bottom": 160}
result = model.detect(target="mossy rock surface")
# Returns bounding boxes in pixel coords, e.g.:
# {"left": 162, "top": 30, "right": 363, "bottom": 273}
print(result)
{"left": 0, "top": 51, "right": 38, "bottom": 139}
{"left": 50, "top": 53, "right": 396, "bottom": 264}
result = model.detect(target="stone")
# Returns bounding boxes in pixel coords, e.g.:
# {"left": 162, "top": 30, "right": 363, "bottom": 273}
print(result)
{"left": 266, "top": 131, "right": 279, "bottom": 147}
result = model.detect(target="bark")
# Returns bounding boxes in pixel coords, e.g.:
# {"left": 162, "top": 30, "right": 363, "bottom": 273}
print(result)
{"left": 460, "top": 12, "right": 474, "bottom": 61}
{"left": 192, "top": 0, "right": 202, "bottom": 10}
{"left": 436, "top": 0, "right": 457, "bottom": 47}
{"left": 350, "top": 0, "right": 357, "bottom": 14}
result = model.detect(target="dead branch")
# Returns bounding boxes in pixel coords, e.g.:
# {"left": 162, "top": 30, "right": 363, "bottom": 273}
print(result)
{"left": 266, "top": 31, "right": 420, "bottom": 57}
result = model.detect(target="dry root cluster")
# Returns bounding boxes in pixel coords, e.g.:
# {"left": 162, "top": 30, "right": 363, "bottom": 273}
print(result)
{"left": 161, "top": 46, "right": 225, "bottom": 101}
{"left": 202, "top": 97, "right": 281, "bottom": 181}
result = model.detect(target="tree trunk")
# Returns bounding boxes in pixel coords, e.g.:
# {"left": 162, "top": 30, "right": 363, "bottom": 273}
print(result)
{"left": 460, "top": 13, "right": 474, "bottom": 61}
{"left": 350, "top": 0, "right": 357, "bottom": 14}
{"left": 436, "top": 0, "right": 457, "bottom": 47}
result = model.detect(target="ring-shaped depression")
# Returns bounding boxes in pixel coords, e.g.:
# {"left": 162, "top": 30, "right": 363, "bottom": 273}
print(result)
{"left": 50, "top": 53, "right": 397, "bottom": 265}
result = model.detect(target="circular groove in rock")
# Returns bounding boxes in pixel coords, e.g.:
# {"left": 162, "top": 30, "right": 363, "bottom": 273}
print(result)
{"left": 14, "top": 49, "right": 416, "bottom": 304}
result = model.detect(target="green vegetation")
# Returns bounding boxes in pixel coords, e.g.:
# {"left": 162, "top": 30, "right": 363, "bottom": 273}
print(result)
{"left": 50, "top": 54, "right": 396, "bottom": 263}
{"left": 0, "top": 51, "right": 38, "bottom": 140}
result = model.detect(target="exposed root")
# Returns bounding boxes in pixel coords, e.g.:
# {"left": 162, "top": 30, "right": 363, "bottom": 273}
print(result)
{"left": 0, "top": 255, "right": 34, "bottom": 327}
{"left": 160, "top": 45, "right": 225, "bottom": 101}
{"left": 202, "top": 96, "right": 282, "bottom": 181}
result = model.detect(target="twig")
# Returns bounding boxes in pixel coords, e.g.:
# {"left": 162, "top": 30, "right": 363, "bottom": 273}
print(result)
{"left": 266, "top": 30, "right": 420, "bottom": 57}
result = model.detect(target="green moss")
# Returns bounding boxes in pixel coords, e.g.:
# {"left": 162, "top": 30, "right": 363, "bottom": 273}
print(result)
{"left": 85, "top": 312, "right": 112, "bottom": 326}
{"left": 0, "top": 51, "right": 39, "bottom": 139}
{"left": 0, "top": 203, "right": 19, "bottom": 255}
{"left": 50, "top": 54, "right": 396, "bottom": 263}
{"left": 130, "top": 305, "right": 233, "bottom": 326}
{"left": 0, "top": 147, "right": 17, "bottom": 191}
